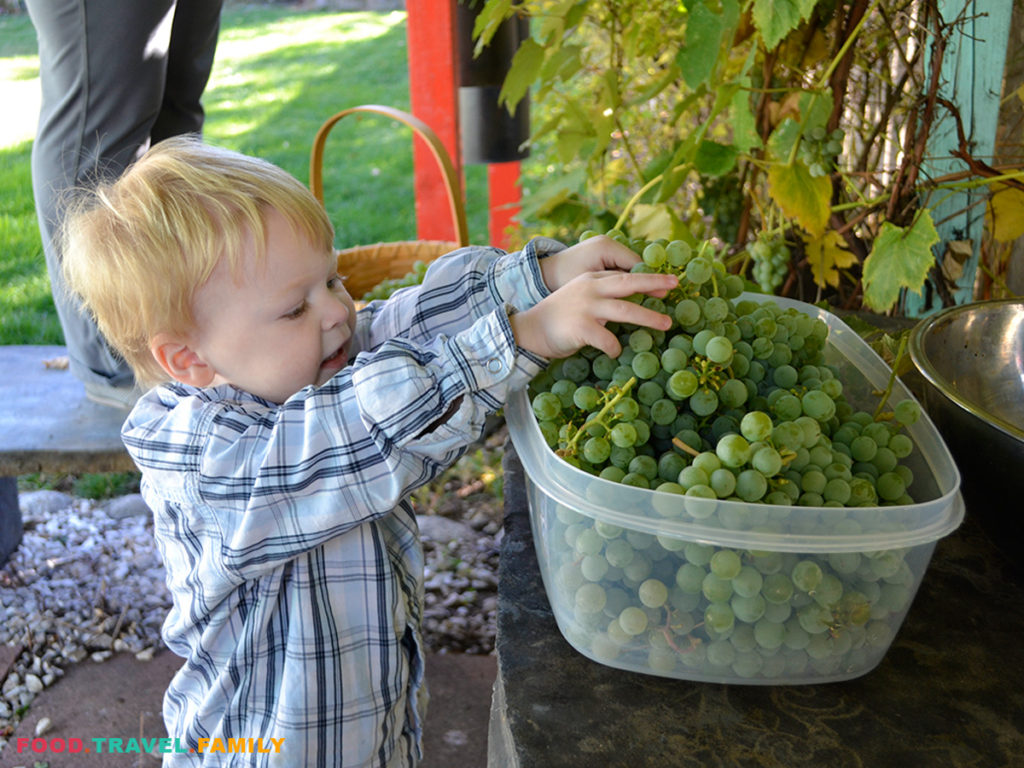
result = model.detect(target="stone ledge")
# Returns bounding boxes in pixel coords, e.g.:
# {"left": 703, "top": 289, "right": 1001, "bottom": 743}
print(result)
{"left": 492, "top": 444, "right": 1024, "bottom": 768}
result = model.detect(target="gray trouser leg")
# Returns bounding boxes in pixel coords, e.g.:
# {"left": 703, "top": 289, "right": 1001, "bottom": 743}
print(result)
{"left": 26, "top": 0, "right": 223, "bottom": 388}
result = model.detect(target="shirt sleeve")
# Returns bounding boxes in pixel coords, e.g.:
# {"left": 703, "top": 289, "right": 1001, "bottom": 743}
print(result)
{"left": 350, "top": 237, "right": 563, "bottom": 355}
{"left": 123, "top": 306, "right": 547, "bottom": 583}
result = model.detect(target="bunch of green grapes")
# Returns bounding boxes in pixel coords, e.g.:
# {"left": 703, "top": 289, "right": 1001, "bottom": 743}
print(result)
{"left": 798, "top": 126, "right": 845, "bottom": 178}
{"left": 546, "top": 504, "right": 920, "bottom": 681}
{"left": 360, "top": 260, "right": 430, "bottom": 302}
{"left": 748, "top": 236, "right": 790, "bottom": 295}
{"left": 698, "top": 174, "right": 745, "bottom": 243}
{"left": 529, "top": 230, "right": 923, "bottom": 511}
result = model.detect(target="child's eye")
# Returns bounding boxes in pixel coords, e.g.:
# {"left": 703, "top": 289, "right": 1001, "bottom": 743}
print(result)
{"left": 283, "top": 301, "right": 308, "bottom": 319}
{"left": 327, "top": 273, "right": 345, "bottom": 291}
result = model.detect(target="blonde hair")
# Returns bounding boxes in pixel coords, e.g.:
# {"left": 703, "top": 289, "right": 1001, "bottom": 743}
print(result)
{"left": 62, "top": 135, "right": 335, "bottom": 387}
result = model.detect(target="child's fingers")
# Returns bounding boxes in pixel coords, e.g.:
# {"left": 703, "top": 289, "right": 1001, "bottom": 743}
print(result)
{"left": 597, "top": 297, "right": 673, "bottom": 333}
{"left": 591, "top": 270, "right": 678, "bottom": 299}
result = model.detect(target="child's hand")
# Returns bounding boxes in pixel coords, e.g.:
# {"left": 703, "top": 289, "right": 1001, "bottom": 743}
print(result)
{"left": 509, "top": 270, "right": 678, "bottom": 360}
{"left": 539, "top": 235, "right": 642, "bottom": 292}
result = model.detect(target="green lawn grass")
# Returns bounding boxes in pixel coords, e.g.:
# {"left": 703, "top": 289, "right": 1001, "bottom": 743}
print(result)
{"left": 0, "top": 4, "right": 490, "bottom": 347}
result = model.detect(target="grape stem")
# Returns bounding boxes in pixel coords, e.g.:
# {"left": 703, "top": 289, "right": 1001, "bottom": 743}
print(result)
{"left": 872, "top": 332, "right": 908, "bottom": 421}
{"left": 563, "top": 376, "right": 638, "bottom": 456}
{"left": 671, "top": 436, "right": 700, "bottom": 458}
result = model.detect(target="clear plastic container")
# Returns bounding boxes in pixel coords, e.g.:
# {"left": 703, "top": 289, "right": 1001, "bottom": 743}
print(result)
{"left": 506, "top": 294, "right": 964, "bottom": 684}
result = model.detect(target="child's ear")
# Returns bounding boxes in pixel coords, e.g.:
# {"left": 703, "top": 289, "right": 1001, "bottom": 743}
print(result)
{"left": 150, "top": 333, "right": 216, "bottom": 387}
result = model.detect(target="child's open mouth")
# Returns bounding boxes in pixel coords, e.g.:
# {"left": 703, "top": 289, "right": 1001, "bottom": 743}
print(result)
{"left": 320, "top": 345, "right": 347, "bottom": 373}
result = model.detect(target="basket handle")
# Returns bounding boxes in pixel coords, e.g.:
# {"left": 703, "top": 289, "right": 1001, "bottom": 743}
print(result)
{"left": 310, "top": 104, "right": 469, "bottom": 248}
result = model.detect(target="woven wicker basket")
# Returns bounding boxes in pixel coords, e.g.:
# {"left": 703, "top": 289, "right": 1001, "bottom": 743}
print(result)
{"left": 310, "top": 104, "right": 469, "bottom": 300}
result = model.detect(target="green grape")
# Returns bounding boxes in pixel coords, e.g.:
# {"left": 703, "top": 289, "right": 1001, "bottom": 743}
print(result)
{"left": 591, "top": 353, "right": 618, "bottom": 381}
{"left": 614, "top": 396, "right": 640, "bottom": 420}
{"left": 739, "top": 411, "right": 773, "bottom": 442}
{"left": 690, "top": 387, "right": 719, "bottom": 416}
{"left": 660, "top": 347, "right": 689, "bottom": 373}
{"left": 731, "top": 566, "right": 764, "bottom": 598}
{"left": 638, "top": 578, "right": 669, "bottom": 608}
{"left": 853, "top": 434, "right": 884, "bottom": 462}
{"left": 618, "top": 606, "right": 649, "bottom": 635}
{"left": 888, "top": 433, "right": 913, "bottom": 459}
{"left": 705, "top": 335, "right": 734, "bottom": 364}
{"left": 704, "top": 296, "right": 730, "bottom": 322}
{"left": 731, "top": 594, "right": 766, "bottom": 623}
{"left": 791, "top": 560, "right": 823, "bottom": 592}
{"left": 631, "top": 351, "right": 660, "bottom": 379}
{"left": 532, "top": 391, "right": 562, "bottom": 421}
{"left": 718, "top": 379, "right": 749, "bottom": 409}
{"left": 629, "top": 329, "right": 654, "bottom": 352}
{"left": 709, "top": 467, "right": 737, "bottom": 498}
{"left": 801, "top": 390, "right": 836, "bottom": 422}
{"left": 650, "top": 399, "right": 678, "bottom": 426}
{"left": 583, "top": 436, "right": 612, "bottom": 464}
{"left": 710, "top": 549, "right": 742, "bottom": 579}
{"left": 734, "top": 469, "right": 767, "bottom": 501}
{"left": 573, "top": 385, "right": 601, "bottom": 411}
{"left": 751, "top": 446, "right": 783, "bottom": 476}
{"left": 675, "top": 562, "right": 706, "bottom": 593}
{"left": 610, "top": 423, "right": 639, "bottom": 448}
{"left": 876, "top": 471, "right": 906, "bottom": 501}
{"left": 686, "top": 257, "right": 713, "bottom": 285}
{"left": 772, "top": 364, "right": 799, "bottom": 389}
{"left": 666, "top": 239, "right": 692, "bottom": 267}
{"left": 893, "top": 398, "right": 921, "bottom": 425}
{"left": 675, "top": 299, "right": 702, "bottom": 326}
{"left": 704, "top": 602, "right": 736, "bottom": 633}
{"left": 575, "top": 582, "right": 607, "bottom": 613}
{"left": 643, "top": 242, "right": 667, "bottom": 268}
{"left": 716, "top": 433, "right": 751, "bottom": 468}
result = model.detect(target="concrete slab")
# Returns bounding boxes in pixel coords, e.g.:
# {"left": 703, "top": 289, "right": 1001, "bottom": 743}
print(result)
{"left": 0, "top": 346, "right": 135, "bottom": 476}
{"left": 2, "top": 650, "right": 495, "bottom": 768}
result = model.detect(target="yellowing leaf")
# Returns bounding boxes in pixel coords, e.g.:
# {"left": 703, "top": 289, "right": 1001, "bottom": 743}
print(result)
{"left": 630, "top": 203, "right": 684, "bottom": 242}
{"left": 767, "top": 160, "right": 831, "bottom": 237}
{"left": 806, "top": 231, "right": 856, "bottom": 288}
{"left": 862, "top": 213, "right": 940, "bottom": 313}
{"left": 985, "top": 183, "right": 1024, "bottom": 243}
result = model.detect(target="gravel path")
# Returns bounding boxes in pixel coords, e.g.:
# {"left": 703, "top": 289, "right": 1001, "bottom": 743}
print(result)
{"left": 0, "top": 428, "right": 508, "bottom": 750}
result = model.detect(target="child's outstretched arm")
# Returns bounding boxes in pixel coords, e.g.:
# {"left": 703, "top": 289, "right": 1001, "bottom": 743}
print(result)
{"left": 510, "top": 269, "right": 678, "bottom": 360}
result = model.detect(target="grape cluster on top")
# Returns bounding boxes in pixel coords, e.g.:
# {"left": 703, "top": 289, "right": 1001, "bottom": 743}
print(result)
{"left": 529, "top": 232, "right": 921, "bottom": 510}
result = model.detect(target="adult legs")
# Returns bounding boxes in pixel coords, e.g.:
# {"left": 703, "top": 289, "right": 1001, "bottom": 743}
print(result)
{"left": 26, "top": 0, "right": 222, "bottom": 396}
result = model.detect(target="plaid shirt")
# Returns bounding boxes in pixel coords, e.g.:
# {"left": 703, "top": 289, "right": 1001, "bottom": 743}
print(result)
{"left": 122, "top": 241, "right": 559, "bottom": 767}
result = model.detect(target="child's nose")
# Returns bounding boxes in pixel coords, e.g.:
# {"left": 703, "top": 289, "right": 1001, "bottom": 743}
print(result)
{"left": 322, "top": 293, "right": 349, "bottom": 331}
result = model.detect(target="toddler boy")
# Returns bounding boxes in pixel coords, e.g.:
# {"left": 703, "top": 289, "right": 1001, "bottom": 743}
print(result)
{"left": 61, "top": 135, "right": 676, "bottom": 766}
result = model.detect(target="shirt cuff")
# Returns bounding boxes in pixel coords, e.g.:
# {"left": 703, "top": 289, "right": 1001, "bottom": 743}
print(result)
{"left": 487, "top": 237, "right": 566, "bottom": 311}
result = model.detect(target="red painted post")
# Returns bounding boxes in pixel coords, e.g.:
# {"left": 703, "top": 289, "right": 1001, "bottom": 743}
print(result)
{"left": 488, "top": 161, "right": 522, "bottom": 249}
{"left": 406, "top": 0, "right": 464, "bottom": 243}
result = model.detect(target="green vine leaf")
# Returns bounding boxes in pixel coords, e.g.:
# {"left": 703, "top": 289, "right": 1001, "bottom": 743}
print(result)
{"left": 677, "top": 0, "right": 724, "bottom": 89}
{"left": 694, "top": 140, "right": 738, "bottom": 177}
{"left": 499, "top": 37, "right": 546, "bottom": 113}
{"left": 862, "top": 213, "right": 940, "bottom": 313}
{"left": 752, "top": 0, "right": 820, "bottom": 49}
{"left": 766, "top": 160, "right": 831, "bottom": 237}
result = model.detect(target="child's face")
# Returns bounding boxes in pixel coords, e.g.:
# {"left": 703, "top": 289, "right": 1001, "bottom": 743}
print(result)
{"left": 189, "top": 208, "right": 357, "bottom": 403}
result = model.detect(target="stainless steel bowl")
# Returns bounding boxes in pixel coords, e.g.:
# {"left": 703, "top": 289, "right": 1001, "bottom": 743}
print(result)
{"left": 909, "top": 298, "right": 1024, "bottom": 551}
